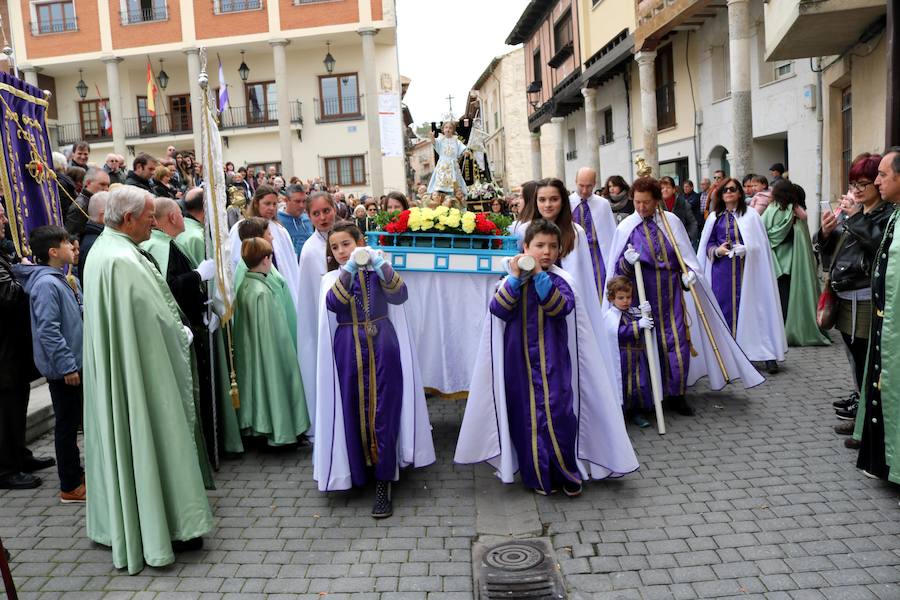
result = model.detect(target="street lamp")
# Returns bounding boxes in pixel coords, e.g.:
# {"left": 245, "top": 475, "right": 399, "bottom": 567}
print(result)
{"left": 526, "top": 81, "right": 542, "bottom": 111}
{"left": 238, "top": 50, "right": 250, "bottom": 82}
{"left": 75, "top": 69, "right": 88, "bottom": 100}
{"left": 323, "top": 41, "right": 336, "bottom": 74}
{"left": 157, "top": 59, "right": 169, "bottom": 90}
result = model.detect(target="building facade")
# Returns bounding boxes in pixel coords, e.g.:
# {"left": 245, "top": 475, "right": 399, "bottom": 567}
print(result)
{"left": 8, "top": 0, "right": 406, "bottom": 195}
{"left": 468, "top": 47, "right": 531, "bottom": 191}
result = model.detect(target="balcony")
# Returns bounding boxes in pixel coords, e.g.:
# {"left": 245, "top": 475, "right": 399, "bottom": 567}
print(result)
{"left": 214, "top": 0, "right": 263, "bottom": 14}
{"left": 121, "top": 4, "right": 168, "bottom": 25}
{"left": 634, "top": 0, "right": 725, "bottom": 51}
{"left": 53, "top": 101, "right": 302, "bottom": 146}
{"left": 764, "top": 0, "right": 886, "bottom": 61}
{"left": 314, "top": 95, "right": 364, "bottom": 123}
{"left": 29, "top": 17, "right": 78, "bottom": 35}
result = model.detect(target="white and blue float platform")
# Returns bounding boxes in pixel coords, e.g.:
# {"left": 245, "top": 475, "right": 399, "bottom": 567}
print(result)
{"left": 365, "top": 231, "right": 518, "bottom": 275}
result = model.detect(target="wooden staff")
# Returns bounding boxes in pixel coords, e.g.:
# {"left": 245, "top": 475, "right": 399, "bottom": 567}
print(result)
{"left": 629, "top": 244, "right": 666, "bottom": 435}
{"left": 656, "top": 207, "right": 730, "bottom": 381}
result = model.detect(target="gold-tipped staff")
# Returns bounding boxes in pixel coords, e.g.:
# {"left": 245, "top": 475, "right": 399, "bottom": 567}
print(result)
{"left": 656, "top": 206, "right": 730, "bottom": 381}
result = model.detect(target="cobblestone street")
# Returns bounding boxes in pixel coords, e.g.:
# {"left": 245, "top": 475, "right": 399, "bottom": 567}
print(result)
{"left": 2, "top": 335, "right": 899, "bottom": 600}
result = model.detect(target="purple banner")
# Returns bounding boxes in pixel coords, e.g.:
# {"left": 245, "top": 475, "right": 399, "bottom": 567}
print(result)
{"left": 0, "top": 71, "right": 61, "bottom": 258}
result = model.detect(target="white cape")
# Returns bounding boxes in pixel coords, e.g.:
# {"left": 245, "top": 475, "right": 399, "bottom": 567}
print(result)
{"left": 510, "top": 220, "right": 623, "bottom": 404}
{"left": 568, "top": 192, "right": 617, "bottom": 268}
{"left": 313, "top": 270, "right": 436, "bottom": 491}
{"left": 454, "top": 265, "right": 639, "bottom": 482}
{"left": 696, "top": 210, "right": 787, "bottom": 363}
{"left": 297, "top": 232, "right": 328, "bottom": 428}
{"left": 604, "top": 211, "right": 765, "bottom": 392}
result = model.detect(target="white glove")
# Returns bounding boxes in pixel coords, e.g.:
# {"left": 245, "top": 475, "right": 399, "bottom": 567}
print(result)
{"left": 638, "top": 301, "right": 651, "bottom": 316}
{"left": 638, "top": 316, "right": 654, "bottom": 330}
{"left": 195, "top": 259, "right": 216, "bottom": 282}
{"left": 204, "top": 313, "right": 220, "bottom": 333}
{"left": 182, "top": 325, "right": 194, "bottom": 346}
{"left": 681, "top": 271, "right": 697, "bottom": 288}
{"left": 731, "top": 244, "right": 747, "bottom": 258}
{"left": 624, "top": 247, "right": 640, "bottom": 265}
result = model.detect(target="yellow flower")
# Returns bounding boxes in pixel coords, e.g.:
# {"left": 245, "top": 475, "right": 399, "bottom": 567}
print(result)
{"left": 461, "top": 212, "right": 476, "bottom": 234}
{"left": 434, "top": 205, "right": 449, "bottom": 217}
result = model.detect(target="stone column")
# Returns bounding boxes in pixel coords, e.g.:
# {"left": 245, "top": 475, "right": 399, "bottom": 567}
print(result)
{"left": 359, "top": 27, "right": 383, "bottom": 195}
{"left": 581, "top": 87, "right": 600, "bottom": 176}
{"left": 184, "top": 48, "right": 203, "bottom": 154}
{"left": 551, "top": 116, "right": 566, "bottom": 180}
{"left": 728, "top": 0, "right": 753, "bottom": 178}
{"left": 102, "top": 56, "right": 126, "bottom": 158}
{"left": 270, "top": 39, "right": 294, "bottom": 179}
{"left": 530, "top": 131, "right": 542, "bottom": 179}
{"left": 20, "top": 66, "right": 40, "bottom": 88}
{"left": 635, "top": 50, "right": 658, "bottom": 176}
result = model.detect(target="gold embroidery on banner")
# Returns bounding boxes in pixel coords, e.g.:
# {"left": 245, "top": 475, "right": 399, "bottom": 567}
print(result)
{"left": 520, "top": 282, "right": 545, "bottom": 492}
{"left": 0, "top": 83, "right": 48, "bottom": 107}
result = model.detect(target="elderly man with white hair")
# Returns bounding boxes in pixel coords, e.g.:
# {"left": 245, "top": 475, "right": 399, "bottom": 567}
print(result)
{"left": 569, "top": 166, "right": 617, "bottom": 298}
{"left": 82, "top": 186, "right": 214, "bottom": 574}
{"left": 103, "top": 153, "right": 125, "bottom": 184}
{"left": 76, "top": 190, "right": 108, "bottom": 284}
{"left": 65, "top": 166, "right": 110, "bottom": 237}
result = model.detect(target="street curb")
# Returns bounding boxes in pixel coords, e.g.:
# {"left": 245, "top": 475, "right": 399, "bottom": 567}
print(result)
{"left": 25, "top": 379, "right": 54, "bottom": 444}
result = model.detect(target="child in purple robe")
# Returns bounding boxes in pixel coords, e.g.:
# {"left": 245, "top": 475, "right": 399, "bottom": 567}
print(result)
{"left": 324, "top": 222, "right": 408, "bottom": 518}
{"left": 606, "top": 276, "right": 654, "bottom": 428}
{"left": 491, "top": 219, "right": 583, "bottom": 497}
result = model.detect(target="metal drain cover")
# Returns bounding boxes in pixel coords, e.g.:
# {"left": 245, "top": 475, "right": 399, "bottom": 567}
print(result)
{"left": 474, "top": 538, "right": 567, "bottom": 599}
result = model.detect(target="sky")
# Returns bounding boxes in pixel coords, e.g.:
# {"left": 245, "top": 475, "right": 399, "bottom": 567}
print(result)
{"left": 396, "top": 0, "right": 530, "bottom": 128}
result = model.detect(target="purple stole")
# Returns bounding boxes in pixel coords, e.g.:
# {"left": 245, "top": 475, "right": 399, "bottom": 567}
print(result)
{"left": 490, "top": 273, "right": 580, "bottom": 493}
{"left": 572, "top": 199, "right": 605, "bottom": 297}
{"left": 706, "top": 211, "right": 744, "bottom": 336}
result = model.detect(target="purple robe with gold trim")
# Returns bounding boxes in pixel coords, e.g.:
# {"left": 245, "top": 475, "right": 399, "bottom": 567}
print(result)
{"left": 615, "top": 308, "right": 652, "bottom": 412}
{"left": 705, "top": 211, "right": 745, "bottom": 337}
{"left": 326, "top": 265, "right": 407, "bottom": 485}
{"left": 490, "top": 272, "right": 580, "bottom": 493}
{"left": 615, "top": 218, "right": 690, "bottom": 397}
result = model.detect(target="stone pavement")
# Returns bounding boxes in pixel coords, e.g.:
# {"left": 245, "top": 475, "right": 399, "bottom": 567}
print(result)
{"left": 2, "top": 335, "right": 899, "bottom": 599}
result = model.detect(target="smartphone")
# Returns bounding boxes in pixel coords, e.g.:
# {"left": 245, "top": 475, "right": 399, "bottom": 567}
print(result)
{"left": 820, "top": 200, "right": 833, "bottom": 216}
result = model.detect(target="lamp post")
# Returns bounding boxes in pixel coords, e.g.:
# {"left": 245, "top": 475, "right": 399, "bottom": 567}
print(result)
{"left": 526, "top": 81, "right": 541, "bottom": 111}
{"left": 323, "top": 41, "right": 336, "bottom": 74}
{"left": 75, "top": 69, "right": 88, "bottom": 100}
{"left": 238, "top": 50, "right": 250, "bottom": 82}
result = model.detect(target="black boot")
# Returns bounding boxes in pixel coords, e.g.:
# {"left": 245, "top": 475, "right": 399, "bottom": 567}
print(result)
{"left": 372, "top": 481, "right": 393, "bottom": 518}
{"left": 668, "top": 395, "right": 695, "bottom": 416}
{"left": 765, "top": 360, "right": 779, "bottom": 374}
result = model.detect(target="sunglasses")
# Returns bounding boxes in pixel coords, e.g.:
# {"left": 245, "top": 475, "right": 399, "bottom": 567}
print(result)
{"left": 723, "top": 186, "right": 739, "bottom": 194}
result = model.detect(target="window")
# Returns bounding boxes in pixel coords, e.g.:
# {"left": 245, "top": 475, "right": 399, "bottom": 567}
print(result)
{"left": 246, "top": 81, "right": 277, "bottom": 124}
{"left": 33, "top": 1, "right": 76, "bottom": 34}
{"left": 170, "top": 95, "right": 192, "bottom": 132}
{"left": 757, "top": 23, "right": 794, "bottom": 86}
{"left": 601, "top": 108, "right": 613, "bottom": 145}
{"left": 554, "top": 10, "right": 573, "bottom": 53}
{"left": 79, "top": 100, "right": 108, "bottom": 140}
{"left": 655, "top": 44, "right": 676, "bottom": 130}
{"left": 566, "top": 128, "right": 577, "bottom": 161}
{"left": 841, "top": 87, "right": 852, "bottom": 187}
{"left": 711, "top": 44, "right": 731, "bottom": 100}
{"left": 325, "top": 155, "right": 366, "bottom": 186}
{"left": 532, "top": 49, "right": 542, "bottom": 84}
{"left": 136, "top": 97, "right": 156, "bottom": 134}
{"left": 215, "top": 0, "right": 261, "bottom": 13}
{"left": 774, "top": 61, "right": 793, "bottom": 80}
{"left": 122, "top": 0, "right": 167, "bottom": 23}
{"left": 318, "top": 74, "right": 360, "bottom": 120}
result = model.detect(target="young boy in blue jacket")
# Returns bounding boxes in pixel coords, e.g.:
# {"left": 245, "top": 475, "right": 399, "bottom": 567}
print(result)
{"left": 14, "top": 225, "right": 85, "bottom": 503}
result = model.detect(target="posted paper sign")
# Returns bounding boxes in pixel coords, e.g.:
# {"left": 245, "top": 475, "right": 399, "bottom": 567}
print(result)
{"left": 379, "top": 92, "right": 404, "bottom": 158}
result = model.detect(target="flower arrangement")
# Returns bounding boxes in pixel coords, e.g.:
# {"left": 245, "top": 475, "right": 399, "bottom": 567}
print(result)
{"left": 467, "top": 180, "right": 504, "bottom": 202}
{"left": 377, "top": 206, "right": 512, "bottom": 237}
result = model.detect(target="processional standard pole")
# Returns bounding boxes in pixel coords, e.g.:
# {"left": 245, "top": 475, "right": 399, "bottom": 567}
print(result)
{"left": 628, "top": 244, "right": 666, "bottom": 435}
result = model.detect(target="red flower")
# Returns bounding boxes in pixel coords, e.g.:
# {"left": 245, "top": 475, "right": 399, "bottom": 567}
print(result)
{"left": 379, "top": 235, "right": 388, "bottom": 245}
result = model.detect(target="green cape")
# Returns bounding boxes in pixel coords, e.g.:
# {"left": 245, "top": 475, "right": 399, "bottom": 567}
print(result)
{"left": 175, "top": 217, "right": 206, "bottom": 266}
{"left": 854, "top": 210, "right": 900, "bottom": 483}
{"left": 233, "top": 271, "right": 309, "bottom": 444}
{"left": 235, "top": 261, "right": 298, "bottom": 350}
{"left": 82, "top": 228, "right": 214, "bottom": 574}
{"left": 762, "top": 204, "right": 830, "bottom": 346}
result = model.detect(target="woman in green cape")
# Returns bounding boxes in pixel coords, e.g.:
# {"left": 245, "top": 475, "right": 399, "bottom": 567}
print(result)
{"left": 762, "top": 181, "right": 830, "bottom": 346}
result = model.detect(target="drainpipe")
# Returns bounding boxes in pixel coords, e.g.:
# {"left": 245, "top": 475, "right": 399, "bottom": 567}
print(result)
{"left": 624, "top": 67, "right": 634, "bottom": 176}
{"left": 814, "top": 56, "right": 824, "bottom": 230}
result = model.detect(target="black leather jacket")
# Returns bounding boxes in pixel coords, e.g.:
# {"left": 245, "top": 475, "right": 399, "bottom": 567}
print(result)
{"left": 0, "top": 252, "right": 39, "bottom": 388}
{"left": 815, "top": 202, "right": 895, "bottom": 292}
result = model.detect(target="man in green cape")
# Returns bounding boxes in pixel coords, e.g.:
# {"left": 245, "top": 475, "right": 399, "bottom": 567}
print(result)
{"left": 82, "top": 186, "right": 213, "bottom": 574}
{"left": 855, "top": 148, "right": 900, "bottom": 486}
{"left": 175, "top": 187, "right": 244, "bottom": 455}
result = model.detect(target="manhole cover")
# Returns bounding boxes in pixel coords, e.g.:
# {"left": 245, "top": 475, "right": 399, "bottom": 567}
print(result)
{"left": 474, "top": 539, "right": 567, "bottom": 600}
{"left": 484, "top": 543, "right": 544, "bottom": 571}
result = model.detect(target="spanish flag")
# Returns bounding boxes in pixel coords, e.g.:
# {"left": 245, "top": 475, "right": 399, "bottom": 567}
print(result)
{"left": 146, "top": 61, "right": 157, "bottom": 116}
